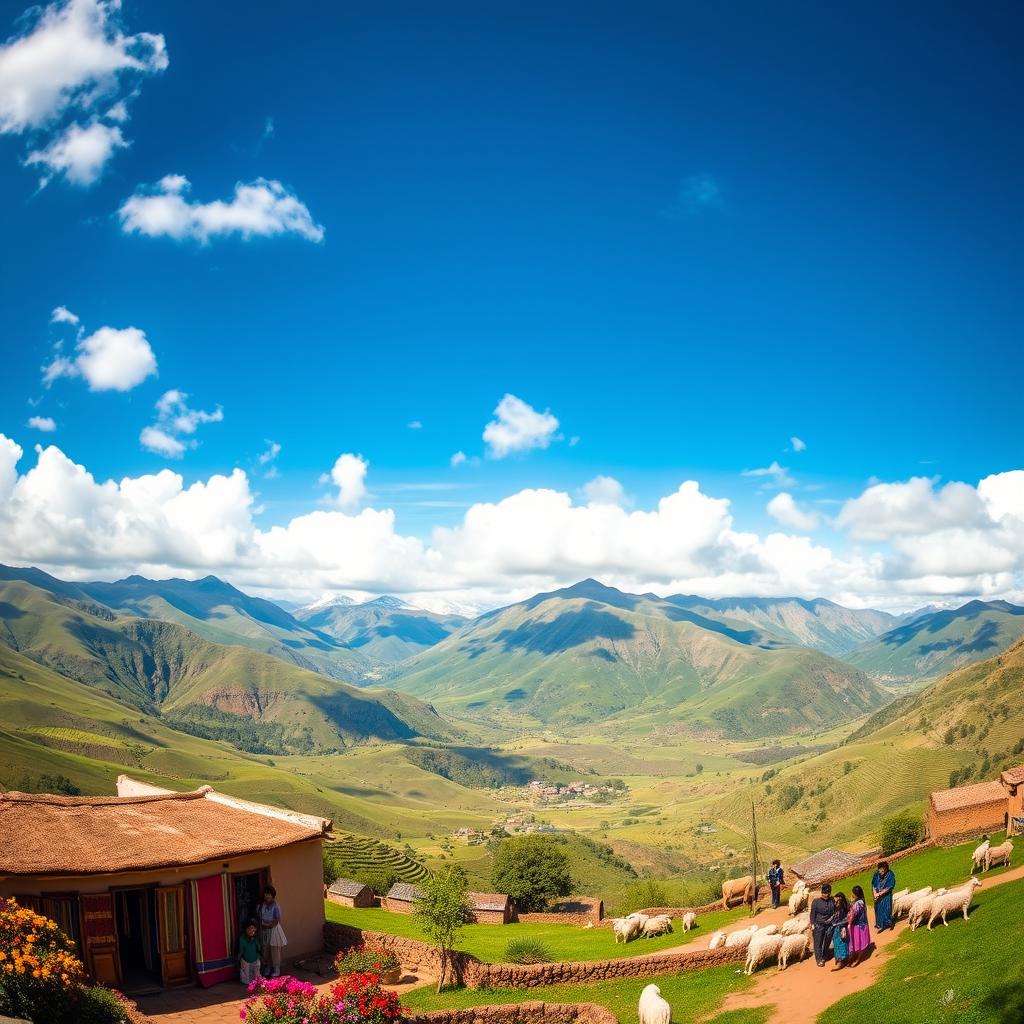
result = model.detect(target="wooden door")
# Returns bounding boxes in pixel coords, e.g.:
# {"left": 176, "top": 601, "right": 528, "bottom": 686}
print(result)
{"left": 79, "top": 893, "right": 120, "bottom": 987}
{"left": 156, "top": 885, "right": 190, "bottom": 987}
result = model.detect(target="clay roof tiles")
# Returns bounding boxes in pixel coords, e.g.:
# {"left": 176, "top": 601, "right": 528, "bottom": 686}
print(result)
{"left": 790, "top": 848, "right": 863, "bottom": 885}
{"left": 929, "top": 780, "right": 1007, "bottom": 813}
{"left": 468, "top": 891, "right": 510, "bottom": 912}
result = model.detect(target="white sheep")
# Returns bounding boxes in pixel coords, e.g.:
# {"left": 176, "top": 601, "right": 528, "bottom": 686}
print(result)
{"left": 708, "top": 930, "right": 727, "bottom": 950}
{"left": 744, "top": 933, "right": 784, "bottom": 975}
{"left": 724, "top": 925, "right": 759, "bottom": 950}
{"left": 642, "top": 915, "right": 673, "bottom": 938}
{"left": 971, "top": 838, "right": 991, "bottom": 872}
{"left": 892, "top": 887, "right": 931, "bottom": 919}
{"left": 754, "top": 923, "right": 779, "bottom": 937}
{"left": 777, "top": 932, "right": 810, "bottom": 970}
{"left": 984, "top": 841, "right": 1013, "bottom": 871}
{"left": 788, "top": 882, "right": 809, "bottom": 915}
{"left": 613, "top": 913, "right": 648, "bottom": 943}
{"left": 908, "top": 893, "right": 936, "bottom": 931}
{"left": 927, "top": 878, "right": 982, "bottom": 929}
{"left": 682, "top": 911, "right": 697, "bottom": 932}
{"left": 780, "top": 912, "right": 810, "bottom": 936}
{"left": 638, "top": 984, "right": 671, "bottom": 1024}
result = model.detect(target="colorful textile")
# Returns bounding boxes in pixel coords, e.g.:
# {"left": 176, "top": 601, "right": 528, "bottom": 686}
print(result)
{"left": 872, "top": 869, "right": 896, "bottom": 929}
{"left": 190, "top": 874, "right": 236, "bottom": 987}
{"left": 832, "top": 922, "right": 849, "bottom": 962}
{"left": 847, "top": 898, "right": 871, "bottom": 953}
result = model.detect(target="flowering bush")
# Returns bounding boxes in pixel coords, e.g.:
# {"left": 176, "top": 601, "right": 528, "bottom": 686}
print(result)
{"left": 240, "top": 972, "right": 405, "bottom": 1024}
{"left": 334, "top": 941, "right": 400, "bottom": 977}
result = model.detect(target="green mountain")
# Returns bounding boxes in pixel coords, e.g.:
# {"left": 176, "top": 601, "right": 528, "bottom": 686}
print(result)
{"left": 295, "top": 596, "right": 467, "bottom": 668}
{"left": 0, "top": 575, "right": 460, "bottom": 753}
{"left": 664, "top": 595, "right": 896, "bottom": 657}
{"left": 0, "top": 565, "right": 367, "bottom": 682}
{"left": 389, "top": 579, "right": 887, "bottom": 737}
{"left": 845, "top": 599, "right": 1024, "bottom": 685}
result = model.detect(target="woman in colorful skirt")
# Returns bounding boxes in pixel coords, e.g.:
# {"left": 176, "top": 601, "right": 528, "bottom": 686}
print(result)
{"left": 830, "top": 892, "right": 850, "bottom": 970}
{"left": 846, "top": 885, "right": 871, "bottom": 967}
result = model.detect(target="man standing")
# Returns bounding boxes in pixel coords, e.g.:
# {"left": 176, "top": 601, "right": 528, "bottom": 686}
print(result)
{"left": 809, "top": 883, "right": 836, "bottom": 967}
{"left": 871, "top": 860, "right": 897, "bottom": 932}
{"left": 768, "top": 859, "right": 785, "bottom": 909}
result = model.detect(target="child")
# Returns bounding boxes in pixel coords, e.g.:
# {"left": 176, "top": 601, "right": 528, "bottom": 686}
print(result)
{"left": 238, "top": 919, "right": 261, "bottom": 986}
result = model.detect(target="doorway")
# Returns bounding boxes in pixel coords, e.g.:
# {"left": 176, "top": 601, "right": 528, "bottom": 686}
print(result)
{"left": 115, "top": 888, "right": 160, "bottom": 992}
{"left": 232, "top": 870, "right": 267, "bottom": 937}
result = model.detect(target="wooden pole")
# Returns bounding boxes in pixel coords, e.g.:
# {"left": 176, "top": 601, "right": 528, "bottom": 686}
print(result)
{"left": 750, "top": 799, "right": 759, "bottom": 916}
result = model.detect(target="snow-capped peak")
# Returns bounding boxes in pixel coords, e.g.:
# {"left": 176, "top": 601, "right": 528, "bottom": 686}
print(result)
{"left": 298, "top": 592, "right": 356, "bottom": 615}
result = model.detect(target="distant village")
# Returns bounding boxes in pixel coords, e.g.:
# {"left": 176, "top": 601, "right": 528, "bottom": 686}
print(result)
{"left": 525, "top": 778, "right": 627, "bottom": 803}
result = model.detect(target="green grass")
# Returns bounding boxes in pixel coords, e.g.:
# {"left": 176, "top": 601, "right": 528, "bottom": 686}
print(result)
{"left": 819, "top": 877, "right": 1024, "bottom": 1024}
{"left": 402, "top": 965, "right": 753, "bottom": 1022}
{"left": 326, "top": 834, "right": 432, "bottom": 884}
{"left": 325, "top": 903, "right": 747, "bottom": 963}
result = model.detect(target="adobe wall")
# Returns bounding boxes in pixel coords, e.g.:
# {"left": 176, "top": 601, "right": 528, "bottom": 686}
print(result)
{"left": 409, "top": 1002, "right": 618, "bottom": 1024}
{"left": 517, "top": 898, "right": 603, "bottom": 927}
{"left": 469, "top": 908, "right": 511, "bottom": 924}
{"left": 383, "top": 898, "right": 417, "bottom": 914}
{"left": 324, "top": 923, "right": 744, "bottom": 989}
{"left": 928, "top": 801, "right": 1006, "bottom": 845}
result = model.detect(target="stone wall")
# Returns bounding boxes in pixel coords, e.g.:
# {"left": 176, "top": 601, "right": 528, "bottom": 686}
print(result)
{"left": 516, "top": 899, "right": 603, "bottom": 927}
{"left": 409, "top": 1002, "right": 618, "bottom": 1024}
{"left": 324, "top": 922, "right": 743, "bottom": 990}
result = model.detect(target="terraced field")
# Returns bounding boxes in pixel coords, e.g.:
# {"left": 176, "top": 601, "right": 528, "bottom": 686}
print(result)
{"left": 325, "top": 834, "right": 432, "bottom": 884}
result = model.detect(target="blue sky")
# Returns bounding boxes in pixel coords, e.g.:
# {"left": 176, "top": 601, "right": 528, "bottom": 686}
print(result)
{"left": 0, "top": 1, "right": 1021, "bottom": 608}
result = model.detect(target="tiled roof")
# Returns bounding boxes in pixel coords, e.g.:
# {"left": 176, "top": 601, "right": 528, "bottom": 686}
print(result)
{"left": 791, "top": 848, "right": 863, "bottom": 885}
{"left": 1000, "top": 764, "right": 1024, "bottom": 787}
{"left": 930, "top": 780, "right": 1006, "bottom": 813}
{"left": 385, "top": 882, "right": 422, "bottom": 902}
{"left": 468, "top": 891, "right": 510, "bottom": 912}
{"left": 0, "top": 783, "right": 329, "bottom": 876}
{"left": 328, "top": 879, "right": 371, "bottom": 898}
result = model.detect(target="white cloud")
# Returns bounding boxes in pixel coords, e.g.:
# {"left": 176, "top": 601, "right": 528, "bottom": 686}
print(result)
{"left": 139, "top": 389, "right": 223, "bottom": 458}
{"left": 767, "top": 492, "right": 819, "bottom": 531}
{"left": 324, "top": 453, "right": 368, "bottom": 509}
{"left": 582, "top": 475, "right": 629, "bottom": 507}
{"left": 50, "top": 305, "right": 79, "bottom": 325}
{"left": 790, "top": 436, "right": 807, "bottom": 452}
{"left": 450, "top": 450, "right": 467, "bottom": 468}
{"left": 407, "top": 420, "right": 423, "bottom": 430}
{"left": 258, "top": 441, "right": 281, "bottom": 465}
{"left": 0, "top": 0, "right": 167, "bottom": 183}
{"left": 483, "top": 394, "right": 560, "bottom": 459}
{"left": 742, "top": 460, "right": 795, "bottom": 489}
{"left": 118, "top": 175, "right": 325, "bottom": 243}
{"left": 26, "top": 119, "right": 126, "bottom": 185}
{"left": 43, "top": 322, "right": 157, "bottom": 391}
{"left": 26, "top": 416, "right": 57, "bottom": 432}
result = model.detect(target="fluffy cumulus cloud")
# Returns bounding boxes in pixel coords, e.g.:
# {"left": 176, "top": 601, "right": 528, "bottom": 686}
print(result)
{"left": 27, "top": 415, "right": 57, "bottom": 432}
{"left": 118, "top": 175, "right": 325, "bottom": 243}
{"left": 483, "top": 394, "right": 560, "bottom": 458}
{"left": 0, "top": 0, "right": 167, "bottom": 185}
{"left": 2, "top": 435, "right": 1024, "bottom": 611}
{"left": 43, "top": 318, "right": 157, "bottom": 391}
{"left": 767, "top": 492, "right": 819, "bottom": 531}
{"left": 581, "top": 475, "right": 629, "bottom": 507}
{"left": 139, "top": 389, "right": 223, "bottom": 458}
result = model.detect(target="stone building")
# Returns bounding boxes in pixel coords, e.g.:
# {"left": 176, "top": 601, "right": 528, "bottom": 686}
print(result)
{"left": 382, "top": 881, "right": 421, "bottom": 914}
{"left": 326, "top": 878, "right": 375, "bottom": 908}
{"left": 1001, "top": 764, "right": 1024, "bottom": 836}
{"left": 466, "top": 891, "right": 513, "bottom": 924}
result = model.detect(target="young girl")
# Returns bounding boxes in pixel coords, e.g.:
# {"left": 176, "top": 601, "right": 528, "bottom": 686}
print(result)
{"left": 831, "top": 892, "right": 850, "bottom": 970}
{"left": 238, "top": 920, "right": 261, "bottom": 986}
{"left": 846, "top": 884, "right": 871, "bottom": 967}
{"left": 258, "top": 885, "right": 287, "bottom": 978}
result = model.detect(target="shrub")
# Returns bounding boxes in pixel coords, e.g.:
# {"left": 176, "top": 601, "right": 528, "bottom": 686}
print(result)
{"left": 778, "top": 783, "right": 804, "bottom": 811}
{"left": 491, "top": 836, "right": 572, "bottom": 913}
{"left": 241, "top": 973, "right": 404, "bottom": 1024}
{"left": 619, "top": 880, "right": 669, "bottom": 914}
{"left": 334, "top": 942, "right": 399, "bottom": 977}
{"left": 877, "top": 810, "right": 925, "bottom": 856}
{"left": 355, "top": 868, "right": 400, "bottom": 897}
{"left": 504, "top": 939, "right": 553, "bottom": 965}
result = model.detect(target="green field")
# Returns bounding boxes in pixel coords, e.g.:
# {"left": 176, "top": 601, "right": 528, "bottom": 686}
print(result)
{"left": 325, "top": 834, "right": 432, "bottom": 884}
{"left": 325, "top": 902, "right": 747, "bottom": 963}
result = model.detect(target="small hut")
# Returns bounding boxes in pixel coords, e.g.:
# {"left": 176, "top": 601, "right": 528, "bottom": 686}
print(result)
{"left": 928, "top": 780, "right": 1007, "bottom": 844}
{"left": 327, "top": 878, "right": 375, "bottom": 908}
{"left": 382, "top": 882, "right": 421, "bottom": 914}
{"left": 790, "top": 848, "right": 862, "bottom": 887}
{"left": 466, "top": 891, "right": 513, "bottom": 924}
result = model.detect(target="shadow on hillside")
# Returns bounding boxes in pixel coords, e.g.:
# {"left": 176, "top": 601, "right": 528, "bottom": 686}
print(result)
{"left": 491, "top": 607, "right": 636, "bottom": 654}
{"left": 879, "top": 600, "right": 1024, "bottom": 648}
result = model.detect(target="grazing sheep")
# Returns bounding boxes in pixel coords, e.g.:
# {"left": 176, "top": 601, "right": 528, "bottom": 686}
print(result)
{"left": 642, "top": 915, "right": 673, "bottom": 938}
{"left": 744, "top": 934, "right": 785, "bottom": 975}
{"left": 612, "top": 913, "right": 647, "bottom": 944}
{"left": 972, "top": 838, "right": 991, "bottom": 872}
{"left": 682, "top": 911, "right": 697, "bottom": 933}
{"left": 708, "top": 930, "right": 727, "bottom": 950}
{"left": 985, "top": 841, "right": 1014, "bottom": 871}
{"left": 788, "top": 881, "right": 809, "bottom": 916}
{"left": 780, "top": 912, "right": 810, "bottom": 936}
{"left": 754, "top": 924, "right": 779, "bottom": 937}
{"left": 892, "top": 887, "right": 931, "bottom": 919}
{"left": 725, "top": 925, "right": 759, "bottom": 950}
{"left": 908, "top": 893, "right": 937, "bottom": 931}
{"left": 927, "top": 878, "right": 982, "bottom": 929}
{"left": 638, "top": 984, "right": 671, "bottom": 1024}
{"left": 778, "top": 932, "right": 810, "bottom": 970}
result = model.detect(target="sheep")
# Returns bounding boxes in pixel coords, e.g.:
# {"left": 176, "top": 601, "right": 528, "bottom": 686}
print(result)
{"left": 682, "top": 911, "right": 697, "bottom": 933}
{"left": 754, "top": 924, "right": 779, "bottom": 937}
{"left": 972, "top": 837, "right": 991, "bottom": 872}
{"left": 984, "top": 841, "right": 1014, "bottom": 871}
{"left": 780, "top": 912, "right": 810, "bottom": 936}
{"left": 642, "top": 915, "right": 673, "bottom": 938}
{"left": 892, "top": 887, "right": 931, "bottom": 919}
{"left": 908, "top": 893, "right": 937, "bottom": 931}
{"left": 638, "top": 984, "right": 671, "bottom": 1024}
{"left": 708, "top": 930, "right": 727, "bottom": 950}
{"left": 744, "top": 934, "right": 785, "bottom": 975}
{"left": 927, "top": 878, "right": 982, "bottom": 929}
{"left": 612, "top": 913, "right": 647, "bottom": 943}
{"left": 788, "top": 881, "right": 810, "bottom": 916}
{"left": 778, "top": 932, "right": 810, "bottom": 970}
{"left": 724, "top": 925, "right": 759, "bottom": 950}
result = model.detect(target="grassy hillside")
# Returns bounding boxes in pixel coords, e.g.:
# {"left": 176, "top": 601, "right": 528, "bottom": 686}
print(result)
{"left": 0, "top": 565, "right": 367, "bottom": 682}
{"left": 846, "top": 599, "right": 1024, "bottom": 685}
{"left": 324, "top": 834, "right": 432, "bottom": 884}
{"left": 0, "top": 576, "right": 462, "bottom": 753}
{"left": 390, "top": 580, "right": 886, "bottom": 738}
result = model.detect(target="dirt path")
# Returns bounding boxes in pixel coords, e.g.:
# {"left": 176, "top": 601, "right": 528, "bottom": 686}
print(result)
{"left": 707, "top": 863, "right": 1024, "bottom": 1024}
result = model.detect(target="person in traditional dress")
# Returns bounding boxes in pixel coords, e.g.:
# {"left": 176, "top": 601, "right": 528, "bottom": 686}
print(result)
{"left": 830, "top": 892, "right": 850, "bottom": 971}
{"left": 809, "top": 882, "right": 835, "bottom": 967}
{"left": 768, "top": 859, "right": 785, "bottom": 909}
{"left": 846, "top": 884, "right": 871, "bottom": 966}
{"left": 871, "top": 860, "right": 896, "bottom": 931}
{"left": 258, "top": 885, "right": 288, "bottom": 978}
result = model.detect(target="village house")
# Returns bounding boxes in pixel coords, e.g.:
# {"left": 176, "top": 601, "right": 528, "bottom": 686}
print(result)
{"left": 382, "top": 881, "right": 421, "bottom": 913}
{"left": 926, "top": 765, "right": 1024, "bottom": 844}
{"left": 0, "top": 776, "right": 330, "bottom": 991}
{"left": 466, "top": 891, "right": 513, "bottom": 924}
{"left": 1001, "top": 765, "right": 1024, "bottom": 836}
{"left": 326, "top": 878, "right": 375, "bottom": 908}
{"left": 790, "top": 848, "right": 863, "bottom": 886}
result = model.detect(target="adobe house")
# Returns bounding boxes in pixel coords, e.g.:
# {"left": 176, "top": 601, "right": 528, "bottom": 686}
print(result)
{"left": 928, "top": 779, "right": 1010, "bottom": 844}
{"left": 1000, "top": 764, "right": 1024, "bottom": 836}
{"left": 327, "top": 878, "right": 375, "bottom": 908}
{"left": 466, "top": 891, "right": 513, "bottom": 924}
{"left": 382, "top": 881, "right": 421, "bottom": 913}
{"left": 0, "top": 776, "right": 330, "bottom": 990}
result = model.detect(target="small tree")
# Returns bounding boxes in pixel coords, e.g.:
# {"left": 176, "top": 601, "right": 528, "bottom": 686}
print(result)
{"left": 877, "top": 810, "right": 925, "bottom": 856}
{"left": 491, "top": 835, "right": 572, "bottom": 913}
{"left": 414, "top": 866, "right": 469, "bottom": 993}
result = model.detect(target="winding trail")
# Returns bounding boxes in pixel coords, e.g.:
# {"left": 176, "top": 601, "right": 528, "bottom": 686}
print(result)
{"left": 704, "top": 863, "right": 1024, "bottom": 1024}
